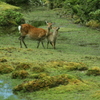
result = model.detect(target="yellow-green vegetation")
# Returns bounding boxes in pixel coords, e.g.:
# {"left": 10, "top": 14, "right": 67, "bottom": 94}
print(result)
{"left": 55, "top": 81, "right": 91, "bottom": 92}
{"left": 32, "top": 66, "right": 46, "bottom": 73}
{"left": 86, "top": 67, "right": 100, "bottom": 76}
{"left": 62, "top": 62, "right": 88, "bottom": 71}
{"left": 0, "top": 58, "right": 7, "bottom": 62}
{"left": 86, "top": 20, "right": 100, "bottom": 28}
{"left": 12, "top": 70, "right": 29, "bottom": 79}
{"left": 29, "top": 73, "right": 48, "bottom": 79}
{"left": 0, "top": 64, "right": 14, "bottom": 74}
{"left": 15, "top": 63, "right": 31, "bottom": 70}
{"left": 13, "top": 74, "right": 71, "bottom": 92}
{"left": 0, "top": 2, "right": 23, "bottom": 26}
{"left": 0, "top": 1, "right": 20, "bottom": 11}
{"left": 92, "top": 90, "right": 100, "bottom": 99}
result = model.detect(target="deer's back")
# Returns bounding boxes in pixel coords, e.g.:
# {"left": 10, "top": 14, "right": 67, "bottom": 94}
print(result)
{"left": 21, "top": 24, "right": 47, "bottom": 40}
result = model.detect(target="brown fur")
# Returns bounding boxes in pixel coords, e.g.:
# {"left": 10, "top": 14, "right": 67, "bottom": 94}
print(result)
{"left": 19, "top": 22, "right": 52, "bottom": 48}
{"left": 47, "top": 27, "right": 60, "bottom": 49}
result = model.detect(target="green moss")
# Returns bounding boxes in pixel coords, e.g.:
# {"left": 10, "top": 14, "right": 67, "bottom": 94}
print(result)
{"left": 86, "top": 67, "right": 100, "bottom": 76}
{"left": 63, "top": 62, "right": 88, "bottom": 71}
{"left": 13, "top": 74, "right": 69, "bottom": 92}
{"left": 86, "top": 20, "right": 100, "bottom": 28}
{"left": 12, "top": 70, "right": 29, "bottom": 79}
{"left": 32, "top": 66, "right": 46, "bottom": 73}
{"left": 15, "top": 63, "right": 31, "bottom": 70}
{"left": 0, "top": 64, "right": 14, "bottom": 74}
{"left": 92, "top": 90, "right": 100, "bottom": 99}
{"left": 0, "top": 58, "right": 7, "bottom": 62}
{"left": 55, "top": 82, "right": 90, "bottom": 93}
{"left": 29, "top": 73, "right": 48, "bottom": 79}
{"left": 0, "top": 2, "right": 20, "bottom": 12}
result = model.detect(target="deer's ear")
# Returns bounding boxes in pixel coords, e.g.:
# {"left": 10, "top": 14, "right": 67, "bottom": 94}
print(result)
{"left": 45, "top": 21, "right": 49, "bottom": 24}
{"left": 57, "top": 27, "right": 60, "bottom": 30}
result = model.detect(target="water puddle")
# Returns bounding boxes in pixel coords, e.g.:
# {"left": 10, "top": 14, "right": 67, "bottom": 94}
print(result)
{"left": 0, "top": 80, "right": 25, "bottom": 100}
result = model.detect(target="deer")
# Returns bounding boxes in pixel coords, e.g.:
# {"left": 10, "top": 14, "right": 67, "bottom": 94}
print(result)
{"left": 47, "top": 27, "right": 60, "bottom": 49}
{"left": 18, "top": 21, "right": 53, "bottom": 48}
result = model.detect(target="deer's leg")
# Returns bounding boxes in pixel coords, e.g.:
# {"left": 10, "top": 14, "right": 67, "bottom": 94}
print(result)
{"left": 41, "top": 41, "right": 45, "bottom": 49}
{"left": 50, "top": 42, "right": 55, "bottom": 49}
{"left": 52, "top": 42, "right": 55, "bottom": 49}
{"left": 47, "top": 41, "right": 49, "bottom": 49}
{"left": 19, "top": 36, "right": 22, "bottom": 48}
{"left": 37, "top": 41, "right": 40, "bottom": 48}
{"left": 21, "top": 36, "right": 27, "bottom": 48}
{"left": 54, "top": 40, "right": 56, "bottom": 49}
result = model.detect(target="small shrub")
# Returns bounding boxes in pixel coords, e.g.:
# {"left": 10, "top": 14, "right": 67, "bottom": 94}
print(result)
{"left": 12, "top": 70, "right": 29, "bottom": 79}
{"left": 86, "top": 67, "right": 100, "bottom": 76}
{"left": 0, "top": 10, "right": 24, "bottom": 26}
{"left": 0, "top": 64, "right": 14, "bottom": 74}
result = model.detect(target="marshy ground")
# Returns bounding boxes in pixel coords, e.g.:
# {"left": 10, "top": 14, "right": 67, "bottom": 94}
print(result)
{"left": 0, "top": 7, "right": 100, "bottom": 100}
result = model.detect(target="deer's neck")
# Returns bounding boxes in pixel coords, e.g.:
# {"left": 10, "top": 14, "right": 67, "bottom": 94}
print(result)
{"left": 46, "top": 27, "right": 51, "bottom": 36}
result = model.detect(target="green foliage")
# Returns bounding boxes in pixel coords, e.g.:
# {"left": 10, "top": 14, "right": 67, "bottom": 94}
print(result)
{"left": 49, "top": 0, "right": 100, "bottom": 26}
{"left": 65, "top": 0, "right": 100, "bottom": 23}
{"left": 89, "top": 9, "right": 100, "bottom": 21}
{"left": 0, "top": 10, "right": 24, "bottom": 26}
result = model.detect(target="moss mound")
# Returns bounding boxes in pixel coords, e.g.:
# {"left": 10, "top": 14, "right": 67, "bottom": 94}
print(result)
{"left": 0, "top": 64, "right": 14, "bottom": 74}
{"left": 29, "top": 73, "right": 49, "bottom": 79}
{"left": 15, "top": 63, "right": 31, "bottom": 70}
{"left": 32, "top": 66, "right": 46, "bottom": 73}
{"left": 63, "top": 62, "right": 88, "bottom": 71}
{"left": 13, "top": 74, "right": 70, "bottom": 92}
{"left": 12, "top": 70, "right": 29, "bottom": 79}
{"left": 86, "top": 67, "right": 100, "bottom": 76}
{"left": 0, "top": 58, "right": 7, "bottom": 62}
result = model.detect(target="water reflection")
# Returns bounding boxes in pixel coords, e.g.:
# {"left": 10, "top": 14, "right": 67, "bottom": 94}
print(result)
{"left": 0, "top": 80, "right": 25, "bottom": 100}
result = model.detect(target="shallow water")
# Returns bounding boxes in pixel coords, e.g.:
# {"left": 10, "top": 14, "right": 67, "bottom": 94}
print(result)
{"left": 0, "top": 80, "right": 25, "bottom": 100}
